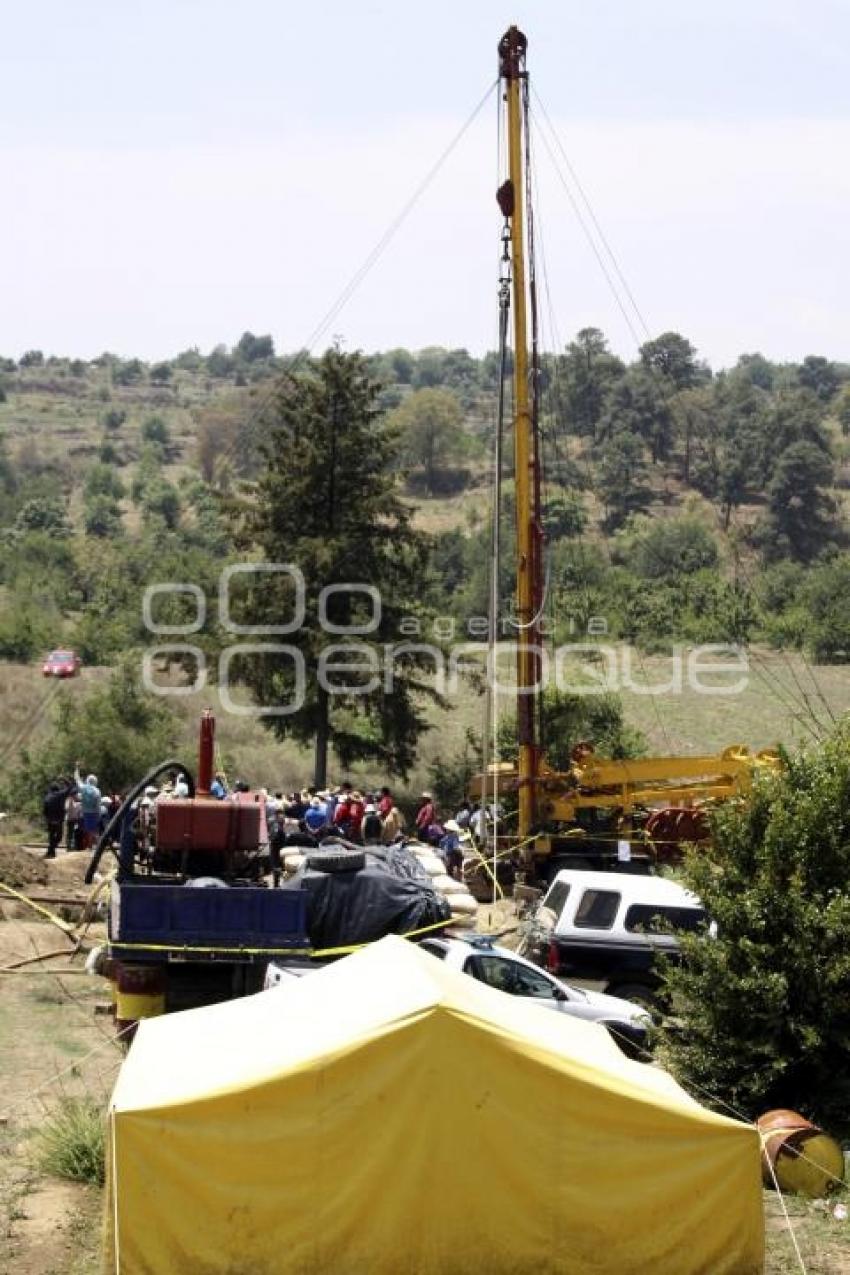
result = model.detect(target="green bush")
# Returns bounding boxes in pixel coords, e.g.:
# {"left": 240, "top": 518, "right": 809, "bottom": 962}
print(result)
{"left": 34, "top": 1098, "right": 105, "bottom": 1186}
{"left": 660, "top": 725, "right": 850, "bottom": 1131}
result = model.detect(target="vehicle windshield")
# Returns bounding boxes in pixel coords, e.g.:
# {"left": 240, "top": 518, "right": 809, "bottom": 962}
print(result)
{"left": 49, "top": 650, "right": 73, "bottom": 660}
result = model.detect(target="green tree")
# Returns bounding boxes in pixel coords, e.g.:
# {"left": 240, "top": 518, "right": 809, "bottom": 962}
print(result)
{"left": 760, "top": 440, "right": 835, "bottom": 561}
{"left": 541, "top": 493, "right": 586, "bottom": 541}
{"left": 597, "top": 369, "right": 673, "bottom": 462}
{"left": 175, "top": 347, "right": 203, "bottom": 371}
{"left": 797, "top": 354, "right": 840, "bottom": 403}
{"left": 141, "top": 415, "right": 171, "bottom": 448}
{"left": 101, "top": 408, "right": 126, "bottom": 432}
{"left": 84, "top": 463, "right": 125, "bottom": 503}
{"left": 497, "top": 687, "right": 644, "bottom": 773}
{"left": 639, "top": 331, "right": 706, "bottom": 389}
{"left": 412, "top": 348, "right": 447, "bottom": 388}
{"left": 235, "top": 331, "right": 275, "bottom": 363}
{"left": 596, "top": 433, "right": 652, "bottom": 531}
{"left": 391, "top": 387, "right": 466, "bottom": 494}
{"left": 801, "top": 556, "right": 850, "bottom": 662}
{"left": 150, "top": 361, "right": 173, "bottom": 384}
{"left": 19, "top": 349, "right": 44, "bottom": 368}
{"left": 142, "top": 478, "right": 181, "bottom": 530}
{"left": 206, "top": 344, "right": 234, "bottom": 377}
{"left": 833, "top": 384, "right": 850, "bottom": 435}
{"left": 732, "top": 352, "right": 776, "bottom": 391}
{"left": 12, "top": 498, "right": 70, "bottom": 537}
{"left": 230, "top": 346, "right": 441, "bottom": 787}
{"left": 83, "top": 493, "right": 123, "bottom": 538}
{"left": 624, "top": 515, "right": 719, "bottom": 579}
{"left": 661, "top": 727, "right": 850, "bottom": 1129}
{"left": 387, "top": 348, "right": 415, "bottom": 384}
{"left": 556, "top": 327, "right": 624, "bottom": 437}
{"left": 759, "top": 389, "right": 830, "bottom": 484}
{"left": 113, "top": 358, "right": 144, "bottom": 386}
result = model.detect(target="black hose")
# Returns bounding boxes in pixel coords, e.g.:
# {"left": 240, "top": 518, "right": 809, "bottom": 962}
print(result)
{"left": 83, "top": 759, "right": 195, "bottom": 885}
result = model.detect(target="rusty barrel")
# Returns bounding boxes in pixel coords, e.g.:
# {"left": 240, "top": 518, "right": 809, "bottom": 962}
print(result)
{"left": 757, "top": 1109, "right": 845, "bottom": 1198}
{"left": 115, "top": 963, "right": 166, "bottom": 1043}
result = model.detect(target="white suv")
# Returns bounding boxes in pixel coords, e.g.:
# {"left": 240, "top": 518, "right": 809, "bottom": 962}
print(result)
{"left": 525, "top": 869, "right": 708, "bottom": 1007}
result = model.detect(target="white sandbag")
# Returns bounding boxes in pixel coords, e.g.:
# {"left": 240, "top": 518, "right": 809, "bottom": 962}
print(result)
{"left": 420, "top": 858, "right": 445, "bottom": 877}
{"left": 440, "top": 877, "right": 469, "bottom": 896}
{"left": 449, "top": 893, "right": 478, "bottom": 914}
{"left": 284, "top": 852, "right": 306, "bottom": 873}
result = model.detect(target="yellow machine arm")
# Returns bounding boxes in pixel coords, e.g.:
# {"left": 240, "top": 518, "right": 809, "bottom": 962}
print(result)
{"left": 471, "top": 744, "right": 782, "bottom": 825}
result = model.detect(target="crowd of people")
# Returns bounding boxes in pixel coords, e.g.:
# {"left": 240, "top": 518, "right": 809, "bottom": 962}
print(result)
{"left": 42, "top": 767, "right": 491, "bottom": 881}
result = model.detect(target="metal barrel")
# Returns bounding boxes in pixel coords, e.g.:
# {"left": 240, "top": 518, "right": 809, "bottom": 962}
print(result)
{"left": 757, "top": 1108, "right": 845, "bottom": 1198}
{"left": 115, "top": 962, "right": 166, "bottom": 1043}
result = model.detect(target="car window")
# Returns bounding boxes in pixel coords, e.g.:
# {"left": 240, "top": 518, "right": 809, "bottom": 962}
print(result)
{"left": 467, "top": 954, "right": 519, "bottom": 993}
{"left": 467, "top": 954, "right": 560, "bottom": 1000}
{"left": 624, "top": 904, "right": 707, "bottom": 935}
{"left": 542, "top": 879, "right": 570, "bottom": 918}
{"left": 509, "top": 963, "right": 561, "bottom": 1000}
{"left": 573, "top": 889, "right": 621, "bottom": 930}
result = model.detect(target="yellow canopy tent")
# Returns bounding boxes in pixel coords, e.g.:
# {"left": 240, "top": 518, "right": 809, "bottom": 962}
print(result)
{"left": 105, "top": 935, "right": 763, "bottom": 1274}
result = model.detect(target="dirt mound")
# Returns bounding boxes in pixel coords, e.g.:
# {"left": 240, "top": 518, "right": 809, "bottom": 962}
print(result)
{"left": 0, "top": 844, "right": 48, "bottom": 889}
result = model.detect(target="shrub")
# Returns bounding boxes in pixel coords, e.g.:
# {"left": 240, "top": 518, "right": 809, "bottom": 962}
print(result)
{"left": 141, "top": 415, "right": 170, "bottom": 447}
{"left": 660, "top": 725, "right": 850, "bottom": 1131}
{"left": 34, "top": 1098, "right": 105, "bottom": 1185}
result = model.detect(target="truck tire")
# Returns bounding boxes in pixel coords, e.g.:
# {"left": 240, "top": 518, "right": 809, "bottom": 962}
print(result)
{"left": 306, "top": 848, "right": 366, "bottom": 874}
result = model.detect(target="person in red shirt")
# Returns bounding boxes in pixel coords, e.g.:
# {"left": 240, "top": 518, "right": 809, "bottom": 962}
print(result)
{"left": 347, "top": 791, "right": 366, "bottom": 841}
{"left": 333, "top": 793, "right": 352, "bottom": 836}
{"left": 378, "top": 786, "right": 394, "bottom": 818}
{"left": 415, "top": 792, "right": 435, "bottom": 839}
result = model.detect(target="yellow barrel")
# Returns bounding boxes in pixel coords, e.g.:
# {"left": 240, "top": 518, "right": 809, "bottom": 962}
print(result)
{"left": 758, "top": 1109, "right": 845, "bottom": 1198}
{"left": 115, "top": 963, "right": 166, "bottom": 1042}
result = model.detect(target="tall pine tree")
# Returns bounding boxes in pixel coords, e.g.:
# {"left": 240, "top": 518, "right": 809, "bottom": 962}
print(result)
{"left": 230, "top": 347, "right": 441, "bottom": 786}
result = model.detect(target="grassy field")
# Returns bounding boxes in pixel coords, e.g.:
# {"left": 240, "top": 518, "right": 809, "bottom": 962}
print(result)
{"left": 2, "top": 642, "right": 848, "bottom": 827}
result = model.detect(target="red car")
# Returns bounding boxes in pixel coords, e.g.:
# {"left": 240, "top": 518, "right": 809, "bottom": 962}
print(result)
{"left": 42, "top": 649, "right": 81, "bottom": 678}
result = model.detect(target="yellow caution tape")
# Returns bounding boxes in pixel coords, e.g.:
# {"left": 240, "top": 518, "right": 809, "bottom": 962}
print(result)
{"left": 106, "top": 910, "right": 459, "bottom": 961}
{"left": 0, "top": 879, "right": 76, "bottom": 933}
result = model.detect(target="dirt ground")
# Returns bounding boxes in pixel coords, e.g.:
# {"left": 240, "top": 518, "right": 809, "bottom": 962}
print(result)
{"left": 3, "top": 842, "right": 850, "bottom": 1274}
{"left": 1, "top": 844, "right": 110, "bottom": 1275}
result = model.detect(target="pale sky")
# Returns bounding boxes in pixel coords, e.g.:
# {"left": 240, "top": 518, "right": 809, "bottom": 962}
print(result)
{"left": 1, "top": 0, "right": 849, "bottom": 370}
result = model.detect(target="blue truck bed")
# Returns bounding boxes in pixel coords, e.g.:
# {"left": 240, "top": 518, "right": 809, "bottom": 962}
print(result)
{"left": 109, "top": 881, "right": 310, "bottom": 961}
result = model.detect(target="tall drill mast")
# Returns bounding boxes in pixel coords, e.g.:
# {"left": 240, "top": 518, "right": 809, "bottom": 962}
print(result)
{"left": 498, "top": 26, "right": 540, "bottom": 842}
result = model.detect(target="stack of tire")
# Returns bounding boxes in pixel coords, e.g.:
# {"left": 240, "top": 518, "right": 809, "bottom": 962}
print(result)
{"left": 407, "top": 842, "right": 478, "bottom": 929}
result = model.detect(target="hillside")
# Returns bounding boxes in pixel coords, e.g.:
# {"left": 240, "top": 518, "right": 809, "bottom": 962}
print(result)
{"left": 2, "top": 334, "right": 850, "bottom": 811}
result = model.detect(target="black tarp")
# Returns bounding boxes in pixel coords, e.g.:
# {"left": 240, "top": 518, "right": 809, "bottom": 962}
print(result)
{"left": 283, "top": 842, "right": 450, "bottom": 948}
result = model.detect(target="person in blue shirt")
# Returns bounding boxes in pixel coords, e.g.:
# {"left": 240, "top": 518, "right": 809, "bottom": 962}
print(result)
{"left": 304, "top": 796, "right": 328, "bottom": 835}
{"left": 210, "top": 772, "right": 227, "bottom": 800}
{"left": 74, "top": 765, "right": 102, "bottom": 850}
{"left": 439, "top": 819, "right": 464, "bottom": 880}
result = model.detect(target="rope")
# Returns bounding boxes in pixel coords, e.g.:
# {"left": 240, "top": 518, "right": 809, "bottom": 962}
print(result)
{"left": 531, "top": 86, "right": 654, "bottom": 343}
{"left": 527, "top": 93, "right": 832, "bottom": 745}
{"left": 217, "top": 78, "right": 498, "bottom": 475}
{"left": 0, "top": 1023, "right": 134, "bottom": 1124}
